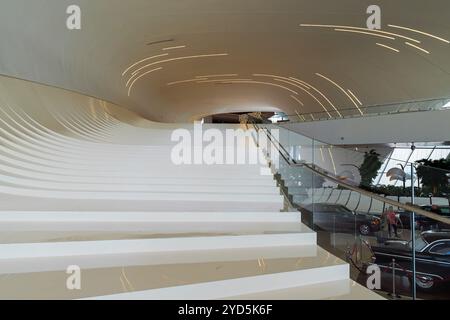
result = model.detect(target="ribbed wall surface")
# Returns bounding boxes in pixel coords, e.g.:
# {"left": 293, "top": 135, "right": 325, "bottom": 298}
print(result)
{"left": 0, "top": 76, "right": 381, "bottom": 300}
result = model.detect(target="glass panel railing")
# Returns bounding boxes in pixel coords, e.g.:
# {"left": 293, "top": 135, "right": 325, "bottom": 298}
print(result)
{"left": 250, "top": 119, "right": 450, "bottom": 300}
{"left": 299, "top": 168, "right": 415, "bottom": 300}
{"left": 252, "top": 117, "right": 450, "bottom": 204}
{"left": 404, "top": 206, "right": 450, "bottom": 299}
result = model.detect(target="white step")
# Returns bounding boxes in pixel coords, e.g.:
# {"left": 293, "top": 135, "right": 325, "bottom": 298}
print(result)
{"left": 0, "top": 195, "right": 284, "bottom": 212}
{"left": 0, "top": 211, "right": 301, "bottom": 232}
{"left": 0, "top": 246, "right": 348, "bottom": 300}
{"left": 0, "top": 187, "right": 284, "bottom": 202}
{"left": 0, "top": 169, "right": 276, "bottom": 185}
{"left": 0, "top": 233, "right": 316, "bottom": 274}
{"left": 0, "top": 211, "right": 303, "bottom": 243}
{"left": 230, "top": 279, "right": 384, "bottom": 300}
{"left": 0, "top": 177, "right": 279, "bottom": 193}
{"left": 88, "top": 247, "right": 348, "bottom": 300}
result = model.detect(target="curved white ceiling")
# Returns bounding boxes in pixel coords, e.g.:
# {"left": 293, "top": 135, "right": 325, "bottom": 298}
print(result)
{"left": 1, "top": 0, "right": 450, "bottom": 122}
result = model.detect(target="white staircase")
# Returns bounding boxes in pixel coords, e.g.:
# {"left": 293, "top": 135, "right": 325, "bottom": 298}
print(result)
{"left": 0, "top": 76, "right": 382, "bottom": 300}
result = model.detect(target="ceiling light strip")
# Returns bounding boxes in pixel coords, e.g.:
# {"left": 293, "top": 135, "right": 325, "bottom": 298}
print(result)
{"left": 253, "top": 74, "right": 311, "bottom": 91}
{"left": 129, "top": 53, "right": 229, "bottom": 77}
{"left": 287, "top": 82, "right": 332, "bottom": 118}
{"left": 295, "top": 79, "right": 343, "bottom": 118}
{"left": 273, "top": 78, "right": 310, "bottom": 91}
{"left": 167, "top": 78, "right": 203, "bottom": 86}
{"left": 195, "top": 74, "right": 239, "bottom": 78}
{"left": 300, "top": 24, "right": 420, "bottom": 43}
{"left": 122, "top": 53, "right": 169, "bottom": 76}
{"left": 197, "top": 79, "right": 252, "bottom": 83}
{"left": 163, "top": 45, "right": 187, "bottom": 51}
{"left": 147, "top": 38, "right": 174, "bottom": 46}
{"left": 290, "top": 95, "right": 304, "bottom": 106}
{"left": 347, "top": 89, "right": 363, "bottom": 106}
{"left": 376, "top": 43, "right": 400, "bottom": 53}
{"left": 334, "top": 28, "right": 395, "bottom": 40}
{"left": 254, "top": 74, "right": 303, "bottom": 84}
{"left": 294, "top": 110, "right": 306, "bottom": 122}
{"left": 405, "top": 41, "right": 430, "bottom": 54}
{"left": 225, "top": 80, "right": 299, "bottom": 95}
{"left": 388, "top": 24, "right": 450, "bottom": 44}
{"left": 316, "top": 73, "right": 364, "bottom": 115}
{"left": 127, "top": 67, "right": 163, "bottom": 96}
{"left": 288, "top": 77, "right": 311, "bottom": 89}
{"left": 238, "top": 73, "right": 339, "bottom": 119}
{"left": 282, "top": 74, "right": 342, "bottom": 118}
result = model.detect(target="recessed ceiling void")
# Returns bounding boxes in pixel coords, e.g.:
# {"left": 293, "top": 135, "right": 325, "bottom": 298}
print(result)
{"left": 1, "top": 0, "right": 450, "bottom": 122}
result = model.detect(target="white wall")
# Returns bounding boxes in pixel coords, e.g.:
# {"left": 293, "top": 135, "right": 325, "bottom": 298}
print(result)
{"left": 282, "top": 110, "right": 450, "bottom": 145}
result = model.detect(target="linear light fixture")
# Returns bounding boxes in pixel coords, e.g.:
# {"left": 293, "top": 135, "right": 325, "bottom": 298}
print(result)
{"left": 293, "top": 78, "right": 343, "bottom": 118}
{"left": 290, "top": 95, "right": 304, "bottom": 106}
{"left": 127, "top": 67, "right": 163, "bottom": 96}
{"left": 347, "top": 89, "right": 363, "bottom": 106}
{"left": 147, "top": 38, "right": 174, "bottom": 46}
{"left": 122, "top": 53, "right": 169, "bottom": 76}
{"left": 163, "top": 45, "right": 187, "bottom": 51}
{"left": 316, "top": 73, "right": 364, "bottom": 115}
{"left": 388, "top": 24, "right": 450, "bottom": 44}
{"left": 300, "top": 24, "right": 420, "bottom": 43}
{"left": 254, "top": 74, "right": 302, "bottom": 83}
{"left": 291, "top": 96, "right": 307, "bottom": 122}
{"left": 195, "top": 74, "right": 238, "bottom": 78}
{"left": 287, "top": 81, "right": 332, "bottom": 118}
{"left": 253, "top": 73, "right": 311, "bottom": 90}
{"left": 294, "top": 110, "right": 306, "bottom": 122}
{"left": 167, "top": 78, "right": 203, "bottom": 86}
{"left": 289, "top": 77, "right": 311, "bottom": 89}
{"left": 224, "top": 80, "right": 299, "bottom": 95}
{"left": 273, "top": 78, "right": 310, "bottom": 91}
{"left": 129, "top": 53, "right": 229, "bottom": 77}
{"left": 272, "top": 74, "right": 342, "bottom": 118}
{"left": 239, "top": 73, "right": 334, "bottom": 118}
{"left": 196, "top": 79, "right": 252, "bottom": 83}
{"left": 274, "top": 76, "right": 342, "bottom": 118}
{"left": 405, "top": 41, "right": 430, "bottom": 54}
{"left": 334, "top": 28, "right": 395, "bottom": 40}
{"left": 376, "top": 43, "right": 400, "bottom": 53}
{"left": 282, "top": 75, "right": 338, "bottom": 118}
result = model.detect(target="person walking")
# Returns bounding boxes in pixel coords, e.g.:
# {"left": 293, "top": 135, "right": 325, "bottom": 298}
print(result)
{"left": 384, "top": 206, "right": 399, "bottom": 238}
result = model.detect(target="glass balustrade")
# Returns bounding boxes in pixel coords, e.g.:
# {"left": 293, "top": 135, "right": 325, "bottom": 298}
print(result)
{"left": 249, "top": 119, "right": 450, "bottom": 300}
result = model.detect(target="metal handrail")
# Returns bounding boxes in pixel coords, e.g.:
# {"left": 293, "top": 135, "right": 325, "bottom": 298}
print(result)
{"left": 299, "top": 162, "right": 450, "bottom": 226}
{"left": 255, "top": 117, "right": 450, "bottom": 174}
{"left": 250, "top": 122, "right": 450, "bottom": 226}
{"left": 246, "top": 123, "right": 297, "bottom": 211}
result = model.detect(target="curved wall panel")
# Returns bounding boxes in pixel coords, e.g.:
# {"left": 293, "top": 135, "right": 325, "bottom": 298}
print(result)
{"left": 0, "top": 75, "right": 281, "bottom": 211}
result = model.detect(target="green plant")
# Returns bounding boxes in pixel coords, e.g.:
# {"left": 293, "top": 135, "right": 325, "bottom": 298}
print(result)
{"left": 359, "top": 149, "right": 383, "bottom": 187}
{"left": 416, "top": 158, "right": 450, "bottom": 196}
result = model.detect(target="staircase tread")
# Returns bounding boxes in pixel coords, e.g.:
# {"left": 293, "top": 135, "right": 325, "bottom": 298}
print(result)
{"left": 229, "top": 279, "right": 385, "bottom": 300}
{"left": 0, "top": 246, "right": 348, "bottom": 300}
